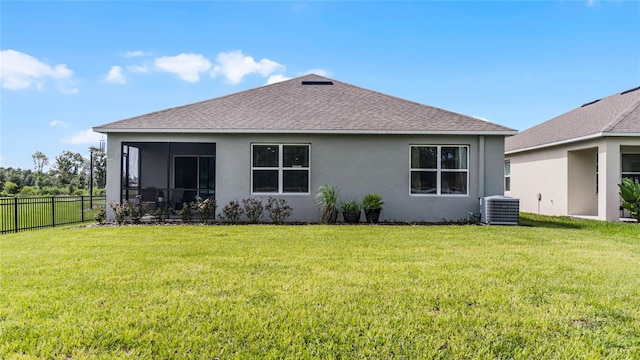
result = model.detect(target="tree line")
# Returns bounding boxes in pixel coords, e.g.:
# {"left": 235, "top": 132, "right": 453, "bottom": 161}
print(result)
{"left": 0, "top": 147, "right": 106, "bottom": 197}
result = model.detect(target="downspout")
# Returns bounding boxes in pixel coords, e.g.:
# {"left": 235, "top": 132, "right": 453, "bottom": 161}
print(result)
{"left": 479, "top": 135, "right": 485, "bottom": 199}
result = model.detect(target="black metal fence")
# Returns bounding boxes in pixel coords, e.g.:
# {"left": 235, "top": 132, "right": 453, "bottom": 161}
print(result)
{"left": 0, "top": 195, "right": 106, "bottom": 234}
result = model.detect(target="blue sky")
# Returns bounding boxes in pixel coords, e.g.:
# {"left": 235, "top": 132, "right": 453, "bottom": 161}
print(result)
{"left": 1, "top": 1, "right": 639, "bottom": 170}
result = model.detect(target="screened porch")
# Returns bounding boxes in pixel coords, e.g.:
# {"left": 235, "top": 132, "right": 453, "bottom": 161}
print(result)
{"left": 121, "top": 142, "right": 216, "bottom": 211}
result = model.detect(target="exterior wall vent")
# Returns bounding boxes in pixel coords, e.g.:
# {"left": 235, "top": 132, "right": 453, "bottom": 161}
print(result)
{"left": 480, "top": 195, "right": 519, "bottom": 225}
{"left": 301, "top": 81, "right": 334, "bottom": 85}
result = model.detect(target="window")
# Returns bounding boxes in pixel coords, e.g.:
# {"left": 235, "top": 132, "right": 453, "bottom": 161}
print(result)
{"left": 410, "top": 145, "right": 468, "bottom": 195}
{"left": 622, "top": 154, "right": 640, "bottom": 183}
{"left": 252, "top": 144, "right": 310, "bottom": 194}
{"left": 174, "top": 156, "right": 216, "bottom": 203}
{"left": 505, "top": 159, "right": 511, "bottom": 191}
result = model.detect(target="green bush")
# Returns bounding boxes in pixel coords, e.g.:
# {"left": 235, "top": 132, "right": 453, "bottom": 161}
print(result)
{"left": 362, "top": 193, "right": 384, "bottom": 210}
{"left": 220, "top": 200, "right": 244, "bottom": 224}
{"left": 3, "top": 181, "right": 19, "bottom": 195}
{"left": 19, "top": 186, "right": 38, "bottom": 196}
{"left": 265, "top": 197, "right": 293, "bottom": 224}
{"left": 619, "top": 178, "right": 640, "bottom": 222}
{"left": 56, "top": 187, "right": 71, "bottom": 196}
{"left": 340, "top": 199, "right": 361, "bottom": 213}
{"left": 242, "top": 197, "right": 264, "bottom": 223}
{"left": 316, "top": 184, "right": 340, "bottom": 224}
{"left": 194, "top": 197, "right": 217, "bottom": 223}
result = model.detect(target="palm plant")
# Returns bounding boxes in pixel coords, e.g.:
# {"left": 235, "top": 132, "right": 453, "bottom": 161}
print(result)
{"left": 340, "top": 198, "right": 361, "bottom": 224}
{"left": 619, "top": 178, "right": 640, "bottom": 222}
{"left": 316, "top": 184, "right": 340, "bottom": 224}
{"left": 362, "top": 193, "right": 384, "bottom": 223}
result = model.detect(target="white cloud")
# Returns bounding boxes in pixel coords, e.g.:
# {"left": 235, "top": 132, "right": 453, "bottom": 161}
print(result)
{"left": 0, "top": 49, "right": 78, "bottom": 93}
{"left": 127, "top": 65, "right": 149, "bottom": 73}
{"left": 211, "top": 50, "right": 284, "bottom": 84}
{"left": 473, "top": 116, "right": 490, "bottom": 122}
{"left": 106, "top": 65, "right": 126, "bottom": 84}
{"left": 266, "top": 74, "right": 291, "bottom": 85}
{"left": 124, "top": 50, "right": 147, "bottom": 58}
{"left": 301, "top": 68, "right": 331, "bottom": 77}
{"left": 49, "top": 120, "right": 69, "bottom": 127}
{"left": 154, "top": 53, "right": 212, "bottom": 82}
{"left": 62, "top": 129, "right": 104, "bottom": 145}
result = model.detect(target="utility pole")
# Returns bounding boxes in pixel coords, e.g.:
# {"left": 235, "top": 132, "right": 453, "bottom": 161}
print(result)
{"left": 89, "top": 147, "right": 94, "bottom": 206}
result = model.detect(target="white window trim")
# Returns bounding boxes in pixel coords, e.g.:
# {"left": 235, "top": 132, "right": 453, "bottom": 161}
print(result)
{"left": 251, "top": 143, "right": 311, "bottom": 195}
{"left": 409, "top": 145, "right": 470, "bottom": 197}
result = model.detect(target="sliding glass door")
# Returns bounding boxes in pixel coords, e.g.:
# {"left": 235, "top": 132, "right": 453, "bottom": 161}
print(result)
{"left": 174, "top": 156, "right": 215, "bottom": 208}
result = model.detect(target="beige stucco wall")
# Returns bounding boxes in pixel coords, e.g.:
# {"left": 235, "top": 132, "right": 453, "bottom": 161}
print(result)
{"left": 506, "top": 144, "right": 570, "bottom": 216}
{"left": 506, "top": 136, "right": 640, "bottom": 221}
{"left": 105, "top": 132, "right": 507, "bottom": 223}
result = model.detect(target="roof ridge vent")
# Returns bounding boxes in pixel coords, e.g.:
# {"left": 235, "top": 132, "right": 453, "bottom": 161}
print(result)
{"left": 301, "top": 80, "right": 334, "bottom": 85}
{"left": 620, "top": 86, "right": 640, "bottom": 95}
{"left": 581, "top": 99, "right": 601, "bottom": 107}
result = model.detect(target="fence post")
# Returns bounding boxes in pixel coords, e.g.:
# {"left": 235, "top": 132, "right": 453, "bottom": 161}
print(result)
{"left": 51, "top": 196, "right": 55, "bottom": 227}
{"left": 81, "top": 195, "right": 85, "bottom": 222}
{"left": 14, "top": 196, "right": 18, "bottom": 233}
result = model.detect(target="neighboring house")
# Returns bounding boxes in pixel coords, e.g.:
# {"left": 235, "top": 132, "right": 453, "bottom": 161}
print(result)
{"left": 505, "top": 86, "right": 640, "bottom": 221}
{"left": 94, "top": 74, "right": 516, "bottom": 223}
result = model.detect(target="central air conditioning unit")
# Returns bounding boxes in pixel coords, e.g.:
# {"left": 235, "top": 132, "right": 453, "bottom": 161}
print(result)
{"left": 480, "top": 195, "right": 519, "bottom": 225}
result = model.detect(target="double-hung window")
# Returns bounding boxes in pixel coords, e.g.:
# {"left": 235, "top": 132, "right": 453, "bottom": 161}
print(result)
{"left": 504, "top": 159, "right": 511, "bottom": 191}
{"left": 252, "top": 144, "right": 310, "bottom": 194}
{"left": 410, "top": 145, "right": 468, "bottom": 195}
{"left": 622, "top": 153, "right": 640, "bottom": 183}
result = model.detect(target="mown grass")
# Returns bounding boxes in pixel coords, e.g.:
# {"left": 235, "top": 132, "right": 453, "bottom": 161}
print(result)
{"left": 1, "top": 214, "right": 639, "bottom": 359}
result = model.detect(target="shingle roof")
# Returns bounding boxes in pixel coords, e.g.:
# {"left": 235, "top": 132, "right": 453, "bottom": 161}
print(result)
{"left": 94, "top": 74, "right": 515, "bottom": 135}
{"left": 506, "top": 86, "right": 640, "bottom": 153}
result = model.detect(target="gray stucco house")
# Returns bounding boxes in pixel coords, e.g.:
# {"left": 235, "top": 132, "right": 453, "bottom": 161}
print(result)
{"left": 505, "top": 86, "right": 640, "bottom": 221}
{"left": 94, "top": 74, "right": 516, "bottom": 222}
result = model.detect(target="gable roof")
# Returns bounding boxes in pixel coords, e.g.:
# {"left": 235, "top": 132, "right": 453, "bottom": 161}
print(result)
{"left": 506, "top": 86, "right": 640, "bottom": 154}
{"left": 94, "top": 74, "right": 515, "bottom": 135}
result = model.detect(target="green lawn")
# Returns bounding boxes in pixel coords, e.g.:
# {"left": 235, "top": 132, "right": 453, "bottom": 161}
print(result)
{"left": 2, "top": 215, "right": 639, "bottom": 359}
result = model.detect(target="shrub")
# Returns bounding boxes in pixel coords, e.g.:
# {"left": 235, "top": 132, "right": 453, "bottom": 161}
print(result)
{"left": 56, "top": 187, "right": 71, "bottom": 196}
{"left": 362, "top": 193, "right": 384, "bottom": 211}
{"left": 39, "top": 187, "right": 58, "bottom": 195}
{"left": 130, "top": 204, "right": 145, "bottom": 224}
{"left": 341, "top": 199, "right": 361, "bottom": 213}
{"left": 179, "top": 202, "right": 194, "bottom": 222}
{"left": 195, "top": 197, "right": 217, "bottom": 223}
{"left": 619, "top": 178, "right": 640, "bottom": 222}
{"left": 72, "top": 189, "right": 85, "bottom": 196}
{"left": 220, "top": 200, "right": 244, "bottom": 224}
{"left": 151, "top": 207, "right": 169, "bottom": 223}
{"left": 316, "top": 184, "right": 340, "bottom": 224}
{"left": 19, "top": 186, "right": 38, "bottom": 196}
{"left": 265, "top": 197, "right": 293, "bottom": 224}
{"left": 109, "top": 201, "right": 131, "bottom": 225}
{"left": 94, "top": 205, "right": 106, "bottom": 224}
{"left": 242, "top": 197, "right": 264, "bottom": 223}
{"left": 3, "top": 181, "right": 19, "bottom": 195}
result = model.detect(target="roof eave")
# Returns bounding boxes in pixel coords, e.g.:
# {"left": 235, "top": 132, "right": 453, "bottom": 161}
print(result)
{"left": 93, "top": 127, "right": 518, "bottom": 136}
{"left": 505, "top": 131, "right": 640, "bottom": 155}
